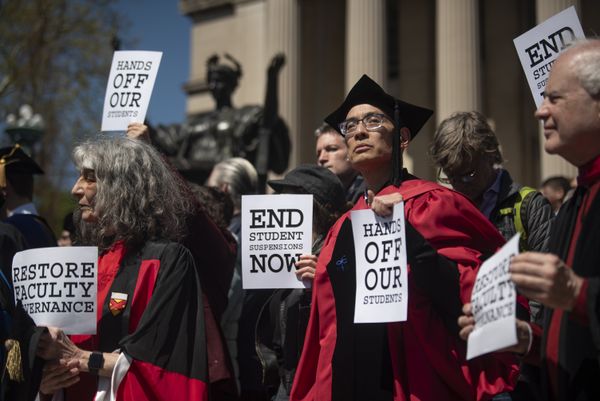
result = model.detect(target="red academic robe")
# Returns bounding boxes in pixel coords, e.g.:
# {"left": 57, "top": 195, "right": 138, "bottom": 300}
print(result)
{"left": 290, "top": 179, "right": 520, "bottom": 401}
{"left": 64, "top": 240, "right": 208, "bottom": 401}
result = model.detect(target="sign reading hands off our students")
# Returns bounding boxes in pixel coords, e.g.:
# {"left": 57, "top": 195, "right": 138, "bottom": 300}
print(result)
{"left": 101, "top": 51, "right": 162, "bottom": 131}
{"left": 467, "top": 234, "right": 520, "bottom": 360}
{"left": 12, "top": 247, "right": 98, "bottom": 334}
{"left": 513, "top": 6, "right": 584, "bottom": 107}
{"left": 351, "top": 202, "right": 408, "bottom": 324}
{"left": 241, "top": 194, "right": 313, "bottom": 289}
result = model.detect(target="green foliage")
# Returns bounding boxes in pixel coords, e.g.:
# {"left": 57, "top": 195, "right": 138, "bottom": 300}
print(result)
{"left": 0, "top": 0, "right": 128, "bottom": 230}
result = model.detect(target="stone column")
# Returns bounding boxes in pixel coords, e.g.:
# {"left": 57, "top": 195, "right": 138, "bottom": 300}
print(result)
{"left": 266, "top": 0, "right": 300, "bottom": 168}
{"left": 345, "top": 0, "right": 386, "bottom": 90}
{"left": 537, "top": 0, "right": 579, "bottom": 180}
{"left": 436, "top": 0, "right": 481, "bottom": 123}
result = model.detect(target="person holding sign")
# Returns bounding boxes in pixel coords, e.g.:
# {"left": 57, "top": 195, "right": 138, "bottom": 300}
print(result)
{"left": 291, "top": 75, "right": 520, "bottom": 401}
{"left": 461, "top": 39, "right": 600, "bottom": 401}
{"left": 255, "top": 165, "right": 350, "bottom": 400}
{"left": 35, "top": 137, "right": 209, "bottom": 401}
{"left": 430, "top": 111, "right": 552, "bottom": 400}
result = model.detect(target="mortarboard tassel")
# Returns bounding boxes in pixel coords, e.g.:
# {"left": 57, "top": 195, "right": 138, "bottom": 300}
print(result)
{"left": 392, "top": 101, "right": 401, "bottom": 187}
{"left": 0, "top": 158, "right": 6, "bottom": 188}
{"left": 0, "top": 144, "right": 22, "bottom": 188}
{"left": 5, "top": 339, "right": 24, "bottom": 382}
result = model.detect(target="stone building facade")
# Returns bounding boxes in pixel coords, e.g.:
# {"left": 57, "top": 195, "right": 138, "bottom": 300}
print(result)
{"left": 180, "top": 0, "right": 600, "bottom": 183}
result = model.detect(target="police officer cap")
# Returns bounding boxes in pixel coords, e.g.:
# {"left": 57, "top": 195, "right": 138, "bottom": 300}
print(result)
{"left": 0, "top": 144, "right": 44, "bottom": 187}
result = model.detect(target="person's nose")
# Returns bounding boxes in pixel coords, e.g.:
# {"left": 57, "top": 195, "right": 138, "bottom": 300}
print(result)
{"left": 71, "top": 177, "right": 84, "bottom": 198}
{"left": 350, "top": 121, "right": 370, "bottom": 141}
{"left": 317, "top": 150, "right": 328, "bottom": 165}
{"left": 534, "top": 100, "right": 550, "bottom": 121}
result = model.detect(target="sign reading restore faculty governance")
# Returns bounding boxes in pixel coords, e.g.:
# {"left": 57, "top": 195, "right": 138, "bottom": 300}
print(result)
{"left": 12, "top": 246, "right": 98, "bottom": 334}
{"left": 467, "top": 234, "right": 520, "bottom": 360}
{"left": 351, "top": 202, "right": 408, "bottom": 324}
{"left": 241, "top": 194, "right": 312, "bottom": 289}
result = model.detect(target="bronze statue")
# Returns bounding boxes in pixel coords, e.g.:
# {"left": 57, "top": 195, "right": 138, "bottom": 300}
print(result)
{"left": 150, "top": 53, "right": 291, "bottom": 190}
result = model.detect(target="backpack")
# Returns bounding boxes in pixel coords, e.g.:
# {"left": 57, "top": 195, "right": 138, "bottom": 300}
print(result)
{"left": 498, "top": 186, "right": 536, "bottom": 251}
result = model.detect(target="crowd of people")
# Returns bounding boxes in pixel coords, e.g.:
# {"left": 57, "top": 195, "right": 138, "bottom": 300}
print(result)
{"left": 0, "top": 39, "right": 599, "bottom": 401}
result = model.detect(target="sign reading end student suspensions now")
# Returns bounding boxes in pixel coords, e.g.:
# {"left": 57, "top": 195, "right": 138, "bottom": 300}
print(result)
{"left": 241, "top": 194, "right": 313, "bottom": 289}
{"left": 101, "top": 50, "right": 162, "bottom": 131}
{"left": 513, "top": 6, "right": 584, "bottom": 107}
{"left": 351, "top": 202, "right": 408, "bottom": 324}
{"left": 12, "top": 246, "right": 98, "bottom": 335}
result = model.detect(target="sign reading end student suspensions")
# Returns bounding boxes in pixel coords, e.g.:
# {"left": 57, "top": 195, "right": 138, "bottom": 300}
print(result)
{"left": 12, "top": 246, "right": 98, "bottom": 335}
{"left": 513, "top": 6, "right": 584, "bottom": 107}
{"left": 467, "top": 234, "right": 520, "bottom": 360}
{"left": 101, "top": 51, "right": 162, "bottom": 131}
{"left": 241, "top": 194, "right": 313, "bottom": 289}
{"left": 351, "top": 202, "right": 408, "bottom": 324}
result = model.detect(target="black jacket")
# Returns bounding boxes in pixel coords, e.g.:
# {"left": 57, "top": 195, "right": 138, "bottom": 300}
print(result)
{"left": 490, "top": 170, "right": 553, "bottom": 253}
{"left": 540, "top": 185, "right": 600, "bottom": 401}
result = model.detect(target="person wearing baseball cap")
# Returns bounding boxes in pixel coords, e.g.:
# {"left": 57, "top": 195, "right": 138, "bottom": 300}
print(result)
{"left": 291, "top": 75, "right": 522, "bottom": 401}
{"left": 256, "top": 165, "right": 350, "bottom": 401}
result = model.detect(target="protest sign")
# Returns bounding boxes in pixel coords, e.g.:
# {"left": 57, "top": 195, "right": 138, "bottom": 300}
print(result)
{"left": 467, "top": 234, "right": 520, "bottom": 360}
{"left": 513, "top": 6, "right": 584, "bottom": 107}
{"left": 241, "top": 194, "right": 312, "bottom": 289}
{"left": 351, "top": 202, "right": 407, "bottom": 324}
{"left": 101, "top": 51, "right": 162, "bottom": 131}
{"left": 12, "top": 246, "right": 98, "bottom": 335}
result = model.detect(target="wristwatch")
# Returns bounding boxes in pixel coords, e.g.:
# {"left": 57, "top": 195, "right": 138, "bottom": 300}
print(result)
{"left": 88, "top": 351, "right": 104, "bottom": 375}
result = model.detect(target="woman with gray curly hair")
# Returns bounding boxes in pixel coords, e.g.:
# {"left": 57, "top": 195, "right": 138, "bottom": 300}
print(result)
{"left": 36, "top": 136, "right": 210, "bottom": 401}
{"left": 73, "top": 137, "right": 193, "bottom": 251}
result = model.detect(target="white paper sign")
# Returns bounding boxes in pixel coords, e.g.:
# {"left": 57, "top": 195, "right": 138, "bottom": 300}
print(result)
{"left": 467, "top": 234, "right": 520, "bottom": 360}
{"left": 351, "top": 202, "right": 408, "bottom": 323}
{"left": 241, "top": 194, "right": 313, "bottom": 289}
{"left": 513, "top": 6, "right": 584, "bottom": 107}
{"left": 12, "top": 247, "right": 98, "bottom": 335}
{"left": 101, "top": 51, "right": 163, "bottom": 131}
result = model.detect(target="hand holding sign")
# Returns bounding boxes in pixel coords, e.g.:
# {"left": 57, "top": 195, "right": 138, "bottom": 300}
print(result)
{"left": 510, "top": 252, "right": 584, "bottom": 311}
{"left": 459, "top": 303, "right": 532, "bottom": 356}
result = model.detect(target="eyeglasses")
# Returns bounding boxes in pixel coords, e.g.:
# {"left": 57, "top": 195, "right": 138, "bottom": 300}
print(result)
{"left": 437, "top": 169, "right": 476, "bottom": 185}
{"left": 339, "top": 113, "right": 389, "bottom": 137}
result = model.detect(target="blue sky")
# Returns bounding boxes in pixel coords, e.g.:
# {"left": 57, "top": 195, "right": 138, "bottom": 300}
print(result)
{"left": 116, "top": 0, "right": 191, "bottom": 125}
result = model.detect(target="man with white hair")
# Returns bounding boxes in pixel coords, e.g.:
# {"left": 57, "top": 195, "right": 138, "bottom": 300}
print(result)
{"left": 460, "top": 39, "right": 600, "bottom": 401}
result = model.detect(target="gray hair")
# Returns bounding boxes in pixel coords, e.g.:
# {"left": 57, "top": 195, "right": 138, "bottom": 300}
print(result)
{"left": 430, "top": 111, "right": 503, "bottom": 173}
{"left": 208, "top": 157, "right": 258, "bottom": 211}
{"left": 73, "top": 136, "right": 192, "bottom": 251}
{"left": 565, "top": 39, "right": 600, "bottom": 98}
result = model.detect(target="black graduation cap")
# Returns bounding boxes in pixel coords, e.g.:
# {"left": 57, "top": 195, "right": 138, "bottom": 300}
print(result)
{"left": 324, "top": 74, "right": 433, "bottom": 186}
{"left": 0, "top": 144, "right": 44, "bottom": 188}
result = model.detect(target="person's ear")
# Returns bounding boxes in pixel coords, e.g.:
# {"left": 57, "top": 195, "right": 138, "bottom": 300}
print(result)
{"left": 400, "top": 127, "right": 411, "bottom": 150}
